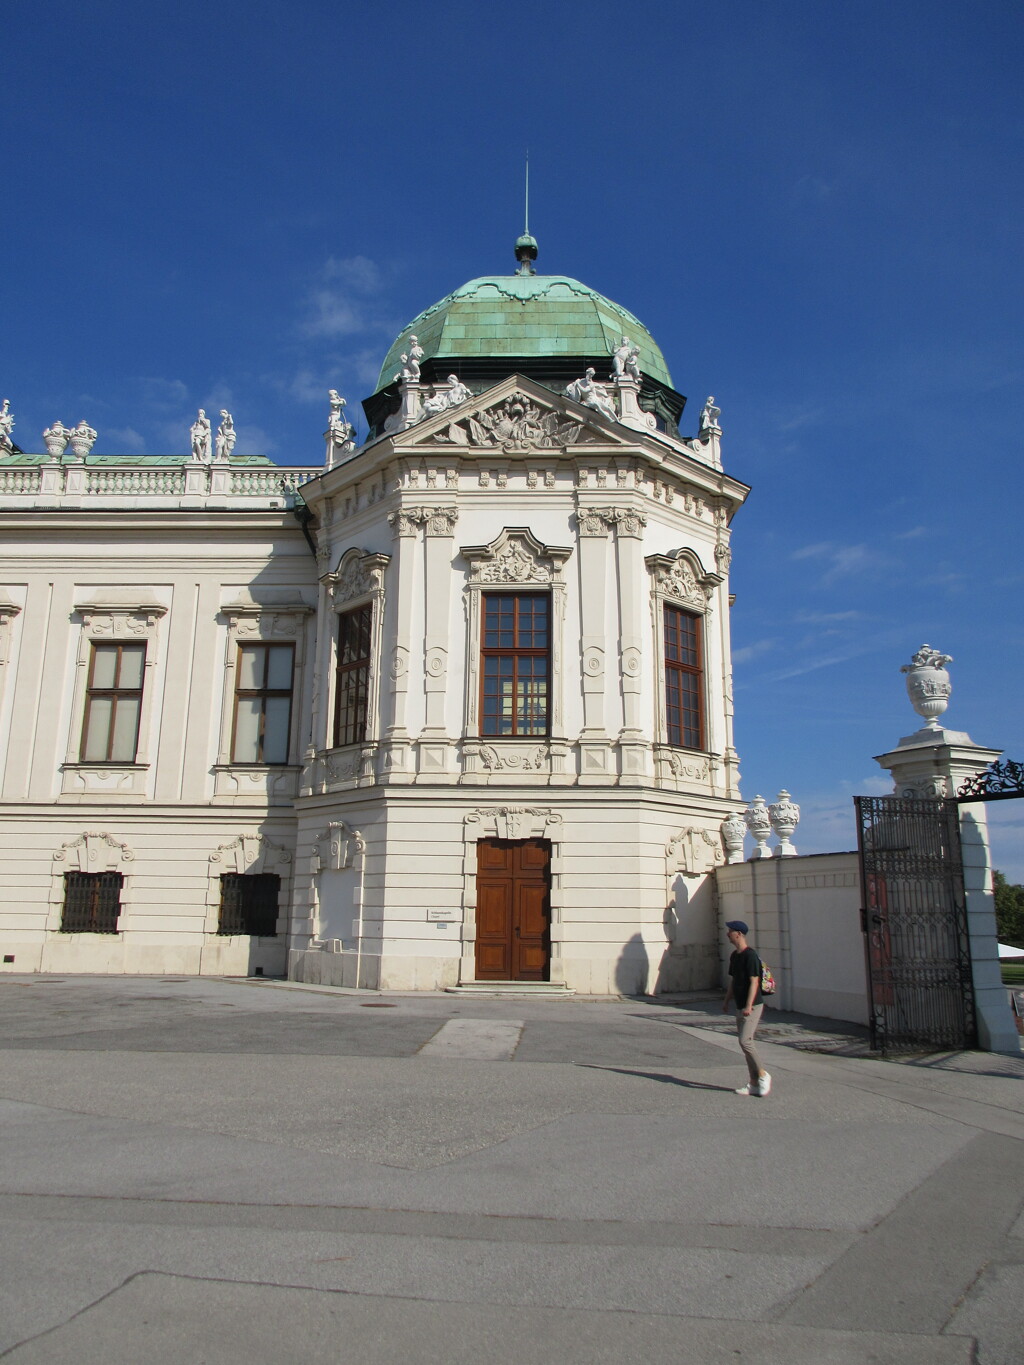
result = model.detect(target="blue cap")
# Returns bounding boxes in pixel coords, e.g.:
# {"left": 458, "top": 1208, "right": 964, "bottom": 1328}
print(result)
{"left": 725, "top": 920, "right": 749, "bottom": 934}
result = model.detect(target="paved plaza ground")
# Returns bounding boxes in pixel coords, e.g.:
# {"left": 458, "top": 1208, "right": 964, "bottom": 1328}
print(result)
{"left": 0, "top": 974, "right": 1022, "bottom": 1363}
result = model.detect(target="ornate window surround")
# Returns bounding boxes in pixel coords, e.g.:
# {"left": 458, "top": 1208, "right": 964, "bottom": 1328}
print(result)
{"left": 318, "top": 548, "right": 390, "bottom": 786}
{"left": 459, "top": 806, "right": 564, "bottom": 984}
{"left": 204, "top": 832, "right": 292, "bottom": 937}
{"left": 645, "top": 548, "right": 722, "bottom": 776}
{"left": 215, "top": 596, "right": 314, "bottom": 799}
{"left": 302, "top": 819, "right": 366, "bottom": 948}
{"left": 46, "top": 831, "right": 134, "bottom": 932}
{"left": 460, "top": 528, "right": 572, "bottom": 749}
{"left": 61, "top": 596, "right": 168, "bottom": 800}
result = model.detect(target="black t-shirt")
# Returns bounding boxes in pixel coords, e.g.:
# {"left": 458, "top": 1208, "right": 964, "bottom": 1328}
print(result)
{"left": 729, "top": 946, "right": 763, "bottom": 1009}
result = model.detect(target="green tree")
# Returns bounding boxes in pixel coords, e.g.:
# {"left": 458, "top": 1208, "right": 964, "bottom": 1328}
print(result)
{"left": 993, "top": 871, "right": 1024, "bottom": 948}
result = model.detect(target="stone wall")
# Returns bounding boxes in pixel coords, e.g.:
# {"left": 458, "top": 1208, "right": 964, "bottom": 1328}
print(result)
{"left": 715, "top": 853, "right": 868, "bottom": 1024}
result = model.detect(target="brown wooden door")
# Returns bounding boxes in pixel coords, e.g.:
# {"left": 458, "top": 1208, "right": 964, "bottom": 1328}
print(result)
{"left": 475, "top": 838, "right": 551, "bottom": 981}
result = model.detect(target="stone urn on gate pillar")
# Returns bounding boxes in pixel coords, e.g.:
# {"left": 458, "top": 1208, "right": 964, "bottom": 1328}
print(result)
{"left": 900, "top": 644, "right": 953, "bottom": 730}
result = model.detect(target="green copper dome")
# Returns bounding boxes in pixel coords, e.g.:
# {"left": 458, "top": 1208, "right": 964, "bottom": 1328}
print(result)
{"left": 375, "top": 273, "right": 672, "bottom": 394}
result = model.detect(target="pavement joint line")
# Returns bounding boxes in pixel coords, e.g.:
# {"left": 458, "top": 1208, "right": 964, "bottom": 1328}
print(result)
{"left": 0, "top": 1266, "right": 939, "bottom": 1333}
{"left": 0, "top": 1191, "right": 855, "bottom": 1254}
{"left": 778, "top": 1130, "right": 1024, "bottom": 1335}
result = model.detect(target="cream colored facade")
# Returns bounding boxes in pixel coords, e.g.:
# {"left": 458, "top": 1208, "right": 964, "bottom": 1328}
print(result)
{"left": 0, "top": 465, "right": 319, "bottom": 977}
{"left": 0, "top": 280, "right": 751, "bottom": 992}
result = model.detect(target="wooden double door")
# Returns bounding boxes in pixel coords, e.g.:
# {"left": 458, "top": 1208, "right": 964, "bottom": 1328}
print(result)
{"left": 475, "top": 838, "right": 551, "bottom": 981}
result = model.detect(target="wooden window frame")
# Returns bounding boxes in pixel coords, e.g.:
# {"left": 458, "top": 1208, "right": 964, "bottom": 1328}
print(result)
{"left": 333, "top": 603, "right": 372, "bottom": 748}
{"left": 80, "top": 641, "right": 146, "bottom": 763}
{"left": 663, "top": 603, "right": 705, "bottom": 750}
{"left": 479, "top": 591, "right": 551, "bottom": 738}
{"left": 231, "top": 642, "right": 295, "bottom": 765}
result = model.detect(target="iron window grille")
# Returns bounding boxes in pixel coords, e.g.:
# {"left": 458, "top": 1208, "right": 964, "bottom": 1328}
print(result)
{"left": 334, "top": 604, "right": 372, "bottom": 747}
{"left": 61, "top": 872, "right": 123, "bottom": 934}
{"left": 80, "top": 642, "right": 146, "bottom": 762}
{"left": 232, "top": 643, "right": 294, "bottom": 764}
{"left": 481, "top": 593, "right": 550, "bottom": 737}
{"left": 217, "top": 873, "right": 281, "bottom": 936}
{"left": 664, "top": 604, "right": 704, "bottom": 749}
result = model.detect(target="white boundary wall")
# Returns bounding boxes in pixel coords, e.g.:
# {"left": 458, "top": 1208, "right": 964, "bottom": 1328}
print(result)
{"left": 715, "top": 853, "right": 868, "bottom": 1025}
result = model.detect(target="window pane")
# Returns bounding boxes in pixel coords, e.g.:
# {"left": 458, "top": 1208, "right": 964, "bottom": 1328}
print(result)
{"left": 237, "top": 646, "right": 262, "bottom": 690}
{"left": 266, "top": 646, "right": 293, "bottom": 691}
{"left": 110, "top": 697, "right": 140, "bottom": 761}
{"left": 261, "top": 696, "right": 291, "bottom": 763}
{"left": 233, "top": 697, "right": 261, "bottom": 762}
{"left": 82, "top": 698, "right": 112, "bottom": 761}
{"left": 339, "top": 606, "right": 371, "bottom": 665}
{"left": 90, "top": 646, "right": 118, "bottom": 689}
{"left": 116, "top": 645, "right": 146, "bottom": 690}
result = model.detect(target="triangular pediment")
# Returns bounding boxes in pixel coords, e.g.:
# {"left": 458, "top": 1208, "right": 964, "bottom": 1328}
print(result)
{"left": 400, "top": 374, "right": 635, "bottom": 451}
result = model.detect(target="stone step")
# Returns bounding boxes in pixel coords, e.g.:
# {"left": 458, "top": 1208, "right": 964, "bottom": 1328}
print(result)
{"left": 444, "top": 981, "right": 576, "bottom": 996}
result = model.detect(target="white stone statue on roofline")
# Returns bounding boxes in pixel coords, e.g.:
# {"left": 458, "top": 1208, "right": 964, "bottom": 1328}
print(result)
{"left": 611, "top": 336, "right": 641, "bottom": 382}
{"left": 190, "top": 408, "right": 212, "bottom": 462}
{"left": 422, "top": 375, "right": 473, "bottom": 419}
{"left": 326, "top": 390, "right": 355, "bottom": 460}
{"left": 215, "top": 410, "right": 236, "bottom": 462}
{"left": 0, "top": 399, "right": 14, "bottom": 451}
{"left": 699, "top": 395, "right": 722, "bottom": 436}
{"left": 395, "top": 334, "right": 423, "bottom": 384}
{"left": 565, "top": 368, "right": 618, "bottom": 423}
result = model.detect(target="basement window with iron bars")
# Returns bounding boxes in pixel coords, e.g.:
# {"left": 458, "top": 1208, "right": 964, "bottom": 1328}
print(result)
{"left": 60, "top": 872, "right": 123, "bottom": 934}
{"left": 217, "top": 873, "right": 281, "bottom": 936}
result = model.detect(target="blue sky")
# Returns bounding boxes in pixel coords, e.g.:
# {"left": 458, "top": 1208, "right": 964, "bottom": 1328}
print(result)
{"left": 5, "top": 1, "right": 1023, "bottom": 874}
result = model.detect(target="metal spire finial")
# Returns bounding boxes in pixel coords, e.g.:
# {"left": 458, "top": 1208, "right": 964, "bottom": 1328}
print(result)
{"left": 525, "top": 150, "right": 529, "bottom": 235}
{"left": 515, "top": 150, "right": 538, "bottom": 276}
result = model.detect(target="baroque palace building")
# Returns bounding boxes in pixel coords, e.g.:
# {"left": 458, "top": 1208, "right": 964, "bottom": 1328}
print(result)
{"left": 0, "top": 236, "right": 748, "bottom": 993}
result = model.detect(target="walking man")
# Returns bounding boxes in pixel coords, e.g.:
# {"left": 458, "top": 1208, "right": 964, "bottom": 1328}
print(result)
{"left": 721, "top": 920, "right": 771, "bottom": 1097}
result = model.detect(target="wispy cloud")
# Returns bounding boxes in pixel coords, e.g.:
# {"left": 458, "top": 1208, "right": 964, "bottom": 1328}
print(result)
{"left": 732, "top": 638, "right": 778, "bottom": 666}
{"left": 790, "top": 540, "right": 894, "bottom": 585}
{"left": 794, "top": 610, "right": 863, "bottom": 625}
{"left": 776, "top": 404, "right": 826, "bottom": 433}
{"left": 895, "top": 525, "right": 929, "bottom": 540}
{"left": 764, "top": 637, "right": 895, "bottom": 684}
{"left": 793, "top": 174, "right": 834, "bottom": 204}
{"left": 104, "top": 426, "right": 147, "bottom": 454}
{"left": 297, "top": 255, "right": 399, "bottom": 341}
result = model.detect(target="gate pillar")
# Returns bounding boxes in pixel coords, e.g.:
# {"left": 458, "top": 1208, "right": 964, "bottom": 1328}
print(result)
{"left": 875, "top": 729, "right": 1017, "bottom": 1055}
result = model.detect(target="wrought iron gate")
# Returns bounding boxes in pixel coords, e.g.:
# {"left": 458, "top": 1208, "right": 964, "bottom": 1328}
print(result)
{"left": 855, "top": 795, "right": 976, "bottom": 1053}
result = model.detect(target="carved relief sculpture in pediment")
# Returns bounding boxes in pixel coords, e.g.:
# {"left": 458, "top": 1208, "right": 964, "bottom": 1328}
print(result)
{"left": 417, "top": 390, "right": 599, "bottom": 451}
{"left": 461, "top": 527, "right": 572, "bottom": 586}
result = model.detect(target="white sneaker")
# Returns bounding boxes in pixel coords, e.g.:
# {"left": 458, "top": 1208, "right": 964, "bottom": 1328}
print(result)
{"left": 735, "top": 1082, "right": 755, "bottom": 1095}
{"left": 756, "top": 1072, "right": 772, "bottom": 1097}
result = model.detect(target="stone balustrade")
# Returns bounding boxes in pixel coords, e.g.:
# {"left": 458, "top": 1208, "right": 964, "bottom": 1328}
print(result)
{"left": 0, "top": 459, "right": 322, "bottom": 507}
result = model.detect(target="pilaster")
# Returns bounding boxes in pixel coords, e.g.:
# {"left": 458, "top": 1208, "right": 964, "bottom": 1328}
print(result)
{"left": 575, "top": 505, "right": 615, "bottom": 784}
{"left": 416, "top": 506, "right": 458, "bottom": 782}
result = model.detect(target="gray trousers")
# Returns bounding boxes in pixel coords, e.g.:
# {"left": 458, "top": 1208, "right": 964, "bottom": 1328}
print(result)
{"left": 735, "top": 1003, "right": 764, "bottom": 1082}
